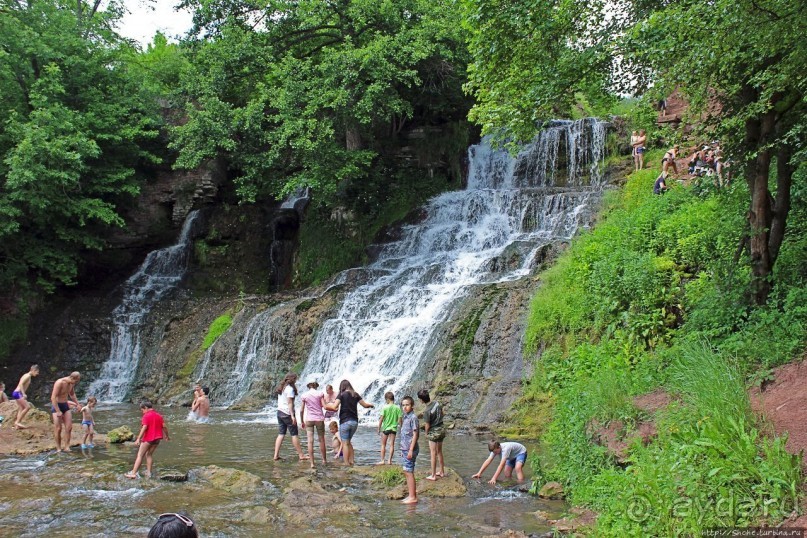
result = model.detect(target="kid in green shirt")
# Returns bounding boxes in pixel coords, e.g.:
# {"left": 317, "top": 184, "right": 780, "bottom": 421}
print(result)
{"left": 376, "top": 391, "right": 403, "bottom": 465}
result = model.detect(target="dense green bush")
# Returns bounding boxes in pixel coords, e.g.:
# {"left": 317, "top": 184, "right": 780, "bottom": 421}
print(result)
{"left": 518, "top": 153, "right": 806, "bottom": 535}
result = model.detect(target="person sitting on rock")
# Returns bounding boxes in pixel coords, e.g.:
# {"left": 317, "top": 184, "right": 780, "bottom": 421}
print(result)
{"left": 329, "top": 420, "right": 343, "bottom": 460}
{"left": 0, "top": 382, "right": 8, "bottom": 404}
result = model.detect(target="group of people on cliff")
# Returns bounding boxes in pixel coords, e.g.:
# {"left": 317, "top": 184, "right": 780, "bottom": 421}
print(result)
{"left": 630, "top": 129, "right": 731, "bottom": 195}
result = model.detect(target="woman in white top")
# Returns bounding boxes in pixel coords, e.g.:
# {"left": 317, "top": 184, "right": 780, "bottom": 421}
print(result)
{"left": 272, "top": 372, "right": 308, "bottom": 461}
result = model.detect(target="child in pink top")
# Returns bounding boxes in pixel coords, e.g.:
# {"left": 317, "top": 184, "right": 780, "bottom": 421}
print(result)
{"left": 300, "top": 381, "right": 327, "bottom": 468}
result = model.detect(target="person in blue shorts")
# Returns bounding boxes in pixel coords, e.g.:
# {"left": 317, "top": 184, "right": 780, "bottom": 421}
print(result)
{"left": 472, "top": 441, "right": 527, "bottom": 485}
{"left": 399, "top": 396, "right": 419, "bottom": 504}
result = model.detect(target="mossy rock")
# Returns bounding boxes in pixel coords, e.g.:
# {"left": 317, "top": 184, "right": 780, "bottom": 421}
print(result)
{"left": 195, "top": 465, "right": 263, "bottom": 494}
{"left": 107, "top": 426, "right": 134, "bottom": 444}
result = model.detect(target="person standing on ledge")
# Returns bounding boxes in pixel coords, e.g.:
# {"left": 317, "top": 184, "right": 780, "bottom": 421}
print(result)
{"left": 11, "top": 364, "right": 39, "bottom": 429}
{"left": 50, "top": 371, "right": 81, "bottom": 452}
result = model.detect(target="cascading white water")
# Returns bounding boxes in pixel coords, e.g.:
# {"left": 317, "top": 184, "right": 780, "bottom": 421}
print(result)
{"left": 296, "top": 118, "right": 608, "bottom": 407}
{"left": 197, "top": 304, "right": 285, "bottom": 406}
{"left": 88, "top": 210, "right": 201, "bottom": 402}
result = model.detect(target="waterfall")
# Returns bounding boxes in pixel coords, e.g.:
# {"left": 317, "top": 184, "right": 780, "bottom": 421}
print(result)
{"left": 89, "top": 210, "right": 201, "bottom": 402}
{"left": 198, "top": 304, "right": 285, "bottom": 406}
{"left": 295, "top": 118, "right": 608, "bottom": 408}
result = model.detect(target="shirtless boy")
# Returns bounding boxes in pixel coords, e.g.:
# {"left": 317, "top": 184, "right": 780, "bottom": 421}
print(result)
{"left": 191, "top": 387, "right": 210, "bottom": 421}
{"left": 51, "top": 372, "right": 82, "bottom": 452}
{"left": 12, "top": 365, "right": 40, "bottom": 429}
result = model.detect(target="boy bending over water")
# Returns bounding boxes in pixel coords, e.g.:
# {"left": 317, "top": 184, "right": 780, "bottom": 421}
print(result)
{"left": 472, "top": 441, "right": 527, "bottom": 485}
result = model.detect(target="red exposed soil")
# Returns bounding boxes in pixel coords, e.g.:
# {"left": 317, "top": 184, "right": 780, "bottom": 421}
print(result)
{"left": 588, "top": 389, "right": 672, "bottom": 462}
{"left": 749, "top": 359, "right": 807, "bottom": 529}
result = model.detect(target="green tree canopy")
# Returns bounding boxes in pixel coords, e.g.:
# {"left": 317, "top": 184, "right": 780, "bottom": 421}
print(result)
{"left": 172, "top": 0, "right": 469, "bottom": 202}
{"left": 0, "top": 0, "right": 161, "bottom": 295}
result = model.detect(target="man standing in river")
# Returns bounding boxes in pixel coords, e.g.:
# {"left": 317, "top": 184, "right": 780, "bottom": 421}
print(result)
{"left": 51, "top": 372, "right": 82, "bottom": 452}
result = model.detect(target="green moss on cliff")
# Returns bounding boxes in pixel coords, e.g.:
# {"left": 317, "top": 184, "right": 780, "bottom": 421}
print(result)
{"left": 449, "top": 288, "right": 500, "bottom": 374}
{"left": 202, "top": 313, "right": 233, "bottom": 350}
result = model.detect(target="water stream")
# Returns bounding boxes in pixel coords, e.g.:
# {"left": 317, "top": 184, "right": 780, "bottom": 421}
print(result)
{"left": 89, "top": 210, "right": 201, "bottom": 402}
{"left": 0, "top": 407, "right": 564, "bottom": 536}
{"left": 298, "top": 118, "right": 607, "bottom": 406}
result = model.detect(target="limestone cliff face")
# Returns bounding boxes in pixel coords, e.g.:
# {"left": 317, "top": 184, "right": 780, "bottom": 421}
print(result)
{"left": 411, "top": 243, "right": 566, "bottom": 430}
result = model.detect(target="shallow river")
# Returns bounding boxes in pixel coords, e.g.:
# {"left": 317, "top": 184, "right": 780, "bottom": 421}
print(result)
{"left": 0, "top": 406, "right": 563, "bottom": 537}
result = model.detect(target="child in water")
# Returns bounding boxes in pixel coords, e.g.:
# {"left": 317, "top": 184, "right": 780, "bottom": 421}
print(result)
{"left": 81, "top": 397, "right": 97, "bottom": 448}
{"left": 472, "top": 440, "right": 528, "bottom": 485}
{"left": 329, "top": 420, "right": 343, "bottom": 460}
{"left": 126, "top": 400, "right": 170, "bottom": 479}
{"left": 377, "top": 391, "right": 402, "bottom": 465}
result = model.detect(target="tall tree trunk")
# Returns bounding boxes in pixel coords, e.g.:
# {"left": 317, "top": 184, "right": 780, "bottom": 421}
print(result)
{"left": 769, "top": 135, "right": 793, "bottom": 265}
{"left": 744, "top": 108, "right": 776, "bottom": 305}
{"left": 346, "top": 124, "right": 362, "bottom": 150}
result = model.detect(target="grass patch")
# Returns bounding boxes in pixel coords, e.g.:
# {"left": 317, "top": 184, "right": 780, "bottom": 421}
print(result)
{"left": 373, "top": 467, "right": 405, "bottom": 487}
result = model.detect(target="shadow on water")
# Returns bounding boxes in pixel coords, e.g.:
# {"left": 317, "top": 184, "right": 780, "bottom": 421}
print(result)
{"left": 0, "top": 406, "right": 565, "bottom": 536}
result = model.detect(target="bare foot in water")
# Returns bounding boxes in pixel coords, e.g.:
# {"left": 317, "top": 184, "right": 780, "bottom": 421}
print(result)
{"left": 401, "top": 497, "right": 418, "bottom": 504}
{"left": 273, "top": 456, "right": 283, "bottom": 461}
{"left": 374, "top": 461, "right": 386, "bottom": 465}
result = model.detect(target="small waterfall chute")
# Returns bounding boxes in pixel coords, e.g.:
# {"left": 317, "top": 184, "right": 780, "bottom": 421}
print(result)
{"left": 88, "top": 210, "right": 201, "bottom": 402}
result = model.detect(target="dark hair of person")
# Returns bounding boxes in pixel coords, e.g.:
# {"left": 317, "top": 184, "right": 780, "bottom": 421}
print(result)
{"left": 384, "top": 391, "right": 394, "bottom": 402}
{"left": 417, "top": 389, "right": 430, "bottom": 403}
{"left": 488, "top": 441, "right": 501, "bottom": 452}
{"left": 140, "top": 400, "right": 154, "bottom": 409}
{"left": 307, "top": 381, "right": 319, "bottom": 389}
{"left": 148, "top": 513, "right": 199, "bottom": 538}
{"left": 338, "top": 379, "right": 358, "bottom": 398}
{"left": 276, "top": 372, "right": 298, "bottom": 396}
{"left": 402, "top": 396, "right": 415, "bottom": 407}
{"left": 202, "top": 387, "right": 210, "bottom": 395}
